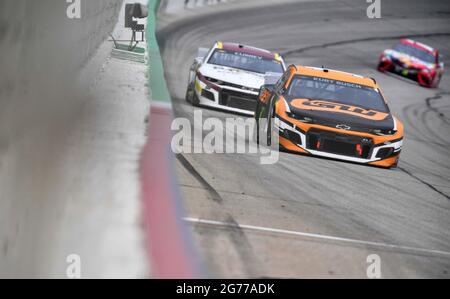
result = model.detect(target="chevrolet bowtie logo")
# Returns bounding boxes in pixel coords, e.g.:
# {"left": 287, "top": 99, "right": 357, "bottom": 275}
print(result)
{"left": 336, "top": 124, "right": 351, "bottom": 130}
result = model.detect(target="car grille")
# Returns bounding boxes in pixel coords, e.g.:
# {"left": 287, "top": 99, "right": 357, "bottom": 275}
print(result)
{"left": 219, "top": 89, "right": 258, "bottom": 112}
{"left": 306, "top": 129, "right": 372, "bottom": 158}
{"left": 391, "top": 58, "right": 420, "bottom": 76}
{"left": 283, "top": 130, "right": 302, "bottom": 146}
{"left": 205, "top": 77, "right": 258, "bottom": 92}
{"left": 221, "top": 81, "right": 245, "bottom": 89}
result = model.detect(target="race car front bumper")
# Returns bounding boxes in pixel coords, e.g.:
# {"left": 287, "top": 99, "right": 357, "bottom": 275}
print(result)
{"left": 275, "top": 116, "right": 403, "bottom": 167}
{"left": 378, "top": 58, "right": 436, "bottom": 87}
{"left": 194, "top": 76, "right": 258, "bottom": 116}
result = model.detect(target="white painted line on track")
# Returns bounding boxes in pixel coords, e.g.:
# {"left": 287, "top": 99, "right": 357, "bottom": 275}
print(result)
{"left": 184, "top": 217, "right": 450, "bottom": 258}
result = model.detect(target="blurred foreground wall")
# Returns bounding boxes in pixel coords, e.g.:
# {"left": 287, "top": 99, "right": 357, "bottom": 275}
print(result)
{"left": 0, "top": 0, "right": 122, "bottom": 101}
{"left": 0, "top": 0, "right": 124, "bottom": 278}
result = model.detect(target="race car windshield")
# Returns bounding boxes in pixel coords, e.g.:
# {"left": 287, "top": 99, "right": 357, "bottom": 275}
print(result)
{"left": 208, "top": 49, "right": 284, "bottom": 74}
{"left": 287, "top": 76, "right": 389, "bottom": 113}
{"left": 394, "top": 43, "right": 435, "bottom": 64}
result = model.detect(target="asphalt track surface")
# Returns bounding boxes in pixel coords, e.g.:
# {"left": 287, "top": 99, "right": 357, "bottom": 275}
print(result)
{"left": 158, "top": 0, "right": 450, "bottom": 278}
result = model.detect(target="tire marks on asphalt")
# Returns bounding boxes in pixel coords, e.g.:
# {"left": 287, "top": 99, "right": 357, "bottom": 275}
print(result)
{"left": 176, "top": 154, "right": 262, "bottom": 276}
{"left": 425, "top": 91, "right": 450, "bottom": 125}
{"left": 176, "top": 154, "right": 223, "bottom": 203}
{"left": 399, "top": 165, "right": 450, "bottom": 201}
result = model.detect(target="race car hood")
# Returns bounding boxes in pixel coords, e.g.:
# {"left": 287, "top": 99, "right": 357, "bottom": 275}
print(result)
{"left": 287, "top": 98, "right": 395, "bottom": 131}
{"left": 199, "top": 63, "right": 266, "bottom": 89}
{"left": 383, "top": 49, "right": 435, "bottom": 70}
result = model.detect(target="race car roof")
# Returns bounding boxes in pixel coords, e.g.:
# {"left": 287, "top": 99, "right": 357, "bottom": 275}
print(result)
{"left": 291, "top": 65, "right": 378, "bottom": 88}
{"left": 219, "top": 42, "right": 279, "bottom": 60}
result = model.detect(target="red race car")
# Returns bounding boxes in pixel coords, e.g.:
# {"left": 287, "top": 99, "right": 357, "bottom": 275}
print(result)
{"left": 378, "top": 39, "right": 444, "bottom": 88}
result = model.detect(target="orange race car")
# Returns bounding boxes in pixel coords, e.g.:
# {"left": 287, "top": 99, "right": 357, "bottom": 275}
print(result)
{"left": 255, "top": 65, "right": 404, "bottom": 168}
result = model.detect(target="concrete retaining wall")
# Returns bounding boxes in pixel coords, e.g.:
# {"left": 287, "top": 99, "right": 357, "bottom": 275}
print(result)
{"left": 0, "top": 0, "right": 124, "bottom": 278}
{"left": 0, "top": 0, "right": 123, "bottom": 154}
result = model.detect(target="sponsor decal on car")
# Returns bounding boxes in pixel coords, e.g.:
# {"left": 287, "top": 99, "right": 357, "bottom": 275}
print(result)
{"left": 290, "top": 99, "right": 389, "bottom": 121}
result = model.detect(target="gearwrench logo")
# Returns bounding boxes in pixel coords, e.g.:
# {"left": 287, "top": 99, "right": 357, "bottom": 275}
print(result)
{"left": 171, "top": 110, "right": 279, "bottom": 165}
